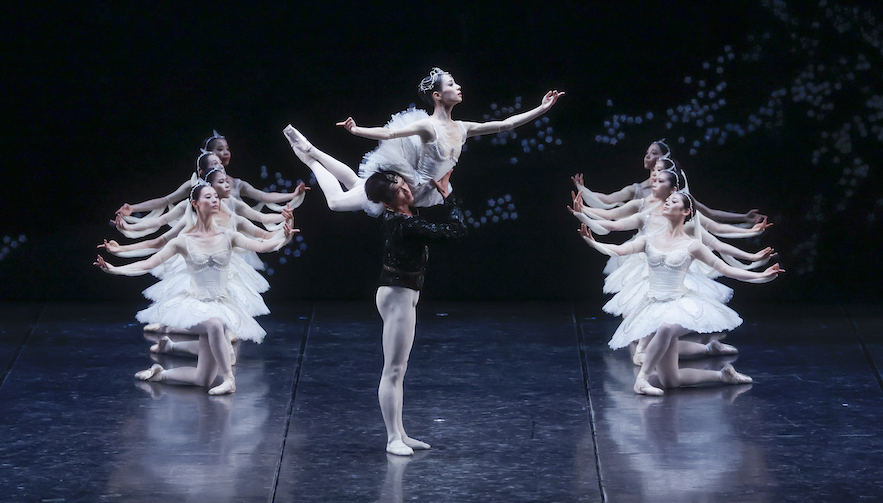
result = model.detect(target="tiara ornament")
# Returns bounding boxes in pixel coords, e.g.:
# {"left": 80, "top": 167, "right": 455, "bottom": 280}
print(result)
{"left": 203, "top": 130, "right": 226, "bottom": 151}
{"left": 418, "top": 67, "right": 447, "bottom": 93}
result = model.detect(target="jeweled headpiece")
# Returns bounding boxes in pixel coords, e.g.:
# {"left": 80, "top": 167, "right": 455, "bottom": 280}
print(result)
{"left": 196, "top": 149, "right": 214, "bottom": 170}
{"left": 189, "top": 178, "right": 210, "bottom": 200}
{"left": 418, "top": 67, "right": 447, "bottom": 93}
{"left": 654, "top": 138, "right": 671, "bottom": 158}
{"left": 203, "top": 130, "right": 225, "bottom": 151}
{"left": 203, "top": 166, "right": 225, "bottom": 183}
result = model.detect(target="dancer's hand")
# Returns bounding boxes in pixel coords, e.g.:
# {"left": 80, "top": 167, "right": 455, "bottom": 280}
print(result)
{"left": 93, "top": 255, "right": 113, "bottom": 272}
{"left": 97, "top": 239, "right": 121, "bottom": 253}
{"left": 745, "top": 209, "right": 767, "bottom": 223}
{"left": 577, "top": 223, "right": 594, "bottom": 240}
{"left": 110, "top": 214, "right": 129, "bottom": 230}
{"left": 752, "top": 246, "right": 777, "bottom": 261}
{"left": 570, "top": 173, "right": 584, "bottom": 189}
{"left": 567, "top": 191, "right": 584, "bottom": 214}
{"left": 750, "top": 216, "right": 773, "bottom": 233}
{"left": 762, "top": 263, "right": 784, "bottom": 278}
{"left": 292, "top": 181, "right": 310, "bottom": 197}
{"left": 432, "top": 169, "right": 454, "bottom": 199}
{"left": 336, "top": 117, "right": 357, "bottom": 133}
{"left": 116, "top": 204, "right": 133, "bottom": 217}
{"left": 283, "top": 221, "right": 300, "bottom": 238}
{"left": 540, "top": 90, "right": 565, "bottom": 110}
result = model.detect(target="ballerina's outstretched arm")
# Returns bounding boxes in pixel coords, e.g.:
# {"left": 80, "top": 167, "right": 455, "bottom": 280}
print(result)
{"left": 230, "top": 218, "right": 298, "bottom": 253}
{"left": 116, "top": 179, "right": 191, "bottom": 217}
{"left": 688, "top": 241, "right": 783, "bottom": 283}
{"left": 98, "top": 219, "right": 187, "bottom": 258}
{"left": 112, "top": 200, "right": 188, "bottom": 237}
{"left": 697, "top": 226, "right": 776, "bottom": 269}
{"left": 236, "top": 178, "right": 309, "bottom": 206}
{"left": 460, "top": 91, "right": 564, "bottom": 137}
{"left": 94, "top": 238, "right": 183, "bottom": 276}
{"left": 577, "top": 224, "right": 648, "bottom": 257}
{"left": 570, "top": 174, "right": 623, "bottom": 209}
{"left": 700, "top": 213, "right": 773, "bottom": 238}
{"left": 567, "top": 192, "right": 646, "bottom": 235}
{"left": 571, "top": 190, "right": 645, "bottom": 220}
{"left": 694, "top": 199, "right": 767, "bottom": 224}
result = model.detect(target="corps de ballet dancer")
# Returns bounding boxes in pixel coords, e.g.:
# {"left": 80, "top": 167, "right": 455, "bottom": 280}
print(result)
{"left": 94, "top": 182, "right": 297, "bottom": 395}
{"left": 283, "top": 67, "right": 563, "bottom": 216}
{"left": 364, "top": 169, "right": 466, "bottom": 455}
{"left": 578, "top": 191, "right": 782, "bottom": 395}
{"left": 573, "top": 139, "right": 766, "bottom": 224}
{"left": 115, "top": 131, "right": 304, "bottom": 223}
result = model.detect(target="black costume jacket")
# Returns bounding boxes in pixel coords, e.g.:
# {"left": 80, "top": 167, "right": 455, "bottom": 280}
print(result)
{"left": 378, "top": 197, "right": 467, "bottom": 291}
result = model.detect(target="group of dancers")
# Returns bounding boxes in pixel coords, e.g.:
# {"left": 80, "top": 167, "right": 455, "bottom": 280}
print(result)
{"left": 569, "top": 139, "right": 782, "bottom": 395}
{"left": 93, "top": 66, "right": 779, "bottom": 456}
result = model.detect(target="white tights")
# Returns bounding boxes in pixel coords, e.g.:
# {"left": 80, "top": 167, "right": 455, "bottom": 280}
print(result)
{"left": 376, "top": 286, "right": 429, "bottom": 455}
{"left": 145, "top": 318, "right": 234, "bottom": 390}
{"left": 289, "top": 139, "right": 368, "bottom": 212}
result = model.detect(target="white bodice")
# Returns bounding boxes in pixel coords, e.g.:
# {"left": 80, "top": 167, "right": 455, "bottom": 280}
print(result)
{"left": 415, "top": 122, "right": 466, "bottom": 182}
{"left": 183, "top": 231, "right": 232, "bottom": 301}
{"left": 645, "top": 240, "right": 694, "bottom": 301}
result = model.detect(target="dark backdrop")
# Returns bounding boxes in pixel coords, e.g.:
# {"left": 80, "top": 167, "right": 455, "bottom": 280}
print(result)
{"left": 2, "top": 1, "right": 881, "bottom": 304}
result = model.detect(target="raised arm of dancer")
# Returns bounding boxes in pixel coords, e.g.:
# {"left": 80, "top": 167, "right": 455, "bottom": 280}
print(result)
{"left": 229, "top": 198, "right": 286, "bottom": 226}
{"left": 698, "top": 226, "right": 776, "bottom": 264}
{"left": 230, "top": 219, "right": 297, "bottom": 253}
{"left": 577, "top": 225, "right": 647, "bottom": 257}
{"left": 99, "top": 220, "right": 187, "bottom": 258}
{"left": 116, "top": 180, "right": 191, "bottom": 216}
{"left": 337, "top": 117, "right": 436, "bottom": 142}
{"left": 94, "top": 239, "right": 183, "bottom": 276}
{"left": 700, "top": 213, "right": 772, "bottom": 238}
{"left": 231, "top": 213, "right": 288, "bottom": 240}
{"left": 570, "top": 173, "right": 629, "bottom": 208}
{"left": 460, "top": 91, "right": 564, "bottom": 137}
{"left": 113, "top": 200, "right": 187, "bottom": 233}
{"left": 567, "top": 193, "right": 644, "bottom": 234}
{"left": 689, "top": 241, "right": 783, "bottom": 283}
{"left": 236, "top": 178, "right": 309, "bottom": 206}
{"left": 694, "top": 199, "right": 766, "bottom": 224}
{"left": 572, "top": 191, "right": 643, "bottom": 220}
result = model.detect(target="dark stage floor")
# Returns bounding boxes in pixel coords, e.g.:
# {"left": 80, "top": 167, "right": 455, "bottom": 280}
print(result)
{"left": 1, "top": 301, "right": 882, "bottom": 502}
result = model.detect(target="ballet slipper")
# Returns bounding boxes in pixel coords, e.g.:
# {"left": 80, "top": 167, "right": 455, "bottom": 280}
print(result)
{"left": 283, "top": 125, "right": 313, "bottom": 153}
{"left": 721, "top": 364, "right": 753, "bottom": 384}
{"left": 135, "top": 364, "right": 164, "bottom": 382}
{"left": 144, "top": 323, "right": 163, "bottom": 333}
{"left": 208, "top": 376, "right": 236, "bottom": 395}
{"left": 706, "top": 340, "right": 738, "bottom": 356}
{"left": 149, "top": 336, "right": 172, "bottom": 354}
{"left": 386, "top": 439, "right": 414, "bottom": 456}
{"left": 632, "top": 349, "right": 646, "bottom": 366}
{"left": 402, "top": 437, "right": 431, "bottom": 450}
{"left": 634, "top": 373, "right": 664, "bottom": 396}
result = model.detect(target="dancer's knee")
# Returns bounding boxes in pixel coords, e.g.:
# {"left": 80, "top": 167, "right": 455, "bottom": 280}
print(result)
{"left": 381, "top": 362, "right": 408, "bottom": 382}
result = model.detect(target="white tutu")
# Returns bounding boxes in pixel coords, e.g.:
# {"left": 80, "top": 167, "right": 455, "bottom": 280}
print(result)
{"left": 607, "top": 240, "right": 742, "bottom": 349}
{"left": 138, "top": 230, "right": 268, "bottom": 343}
{"left": 358, "top": 107, "right": 465, "bottom": 216}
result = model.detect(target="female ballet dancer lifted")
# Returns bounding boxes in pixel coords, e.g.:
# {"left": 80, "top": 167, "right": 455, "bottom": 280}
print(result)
{"left": 94, "top": 183, "right": 297, "bottom": 395}
{"left": 283, "top": 67, "right": 563, "bottom": 215}
{"left": 364, "top": 169, "right": 466, "bottom": 455}
{"left": 578, "top": 191, "right": 782, "bottom": 395}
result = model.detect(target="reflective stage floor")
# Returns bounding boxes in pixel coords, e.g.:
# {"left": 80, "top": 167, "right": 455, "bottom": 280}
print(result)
{"left": 1, "top": 301, "right": 881, "bottom": 502}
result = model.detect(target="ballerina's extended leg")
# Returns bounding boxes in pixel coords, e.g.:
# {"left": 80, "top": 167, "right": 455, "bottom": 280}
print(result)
{"left": 283, "top": 126, "right": 368, "bottom": 212}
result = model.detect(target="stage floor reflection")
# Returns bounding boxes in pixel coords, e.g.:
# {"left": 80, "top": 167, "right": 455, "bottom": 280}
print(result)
{"left": 1, "top": 301, "right": 881, "bottom": 502}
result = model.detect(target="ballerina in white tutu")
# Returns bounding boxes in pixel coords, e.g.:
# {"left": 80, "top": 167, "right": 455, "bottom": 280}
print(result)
{"left": 578, "top": 191, "right": 782, "bottom": 395}
{"left": 572, "top": 140, "right": 766, "bottom": 224}
{"left": 283, "top": 67, "right": 563, "bottom": 216}
{"left": 94, "top": 183, "right": 297, "bottom": 395}
{"left": 115, "top": 132, "right": 303, "bottom": 221}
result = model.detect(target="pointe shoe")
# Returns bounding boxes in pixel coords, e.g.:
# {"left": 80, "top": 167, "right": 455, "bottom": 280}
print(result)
{"left": 135, "top": 364, "right": 164, "bottom": 382}
{"left": 149, "top": 336, "right": 171, "bottom": 354}
{"left": 144, "top": 323, "right": 163, "bottom": 333}
{"left": 721, "top": 364, "right": 753, "bottom": 384}
{"left": 402, "top": 437, "right": 431, "bottom": 450}
{"left": 209, "top": 376, "right": 236, "bottom": 395}
{"left": 634, "top": 375, "right": 664, "bottom": 396}
{"left": 386, "top": 439, "right": 414, "bottom": 456}
{"left": 632, "top": 350, "right": 646, "bottom": 366}
{"left": 706, "top": 340, "right": 738, "bottom": 356}
{"left": 283, "top": 125, "right": 313, "bottom": 153}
